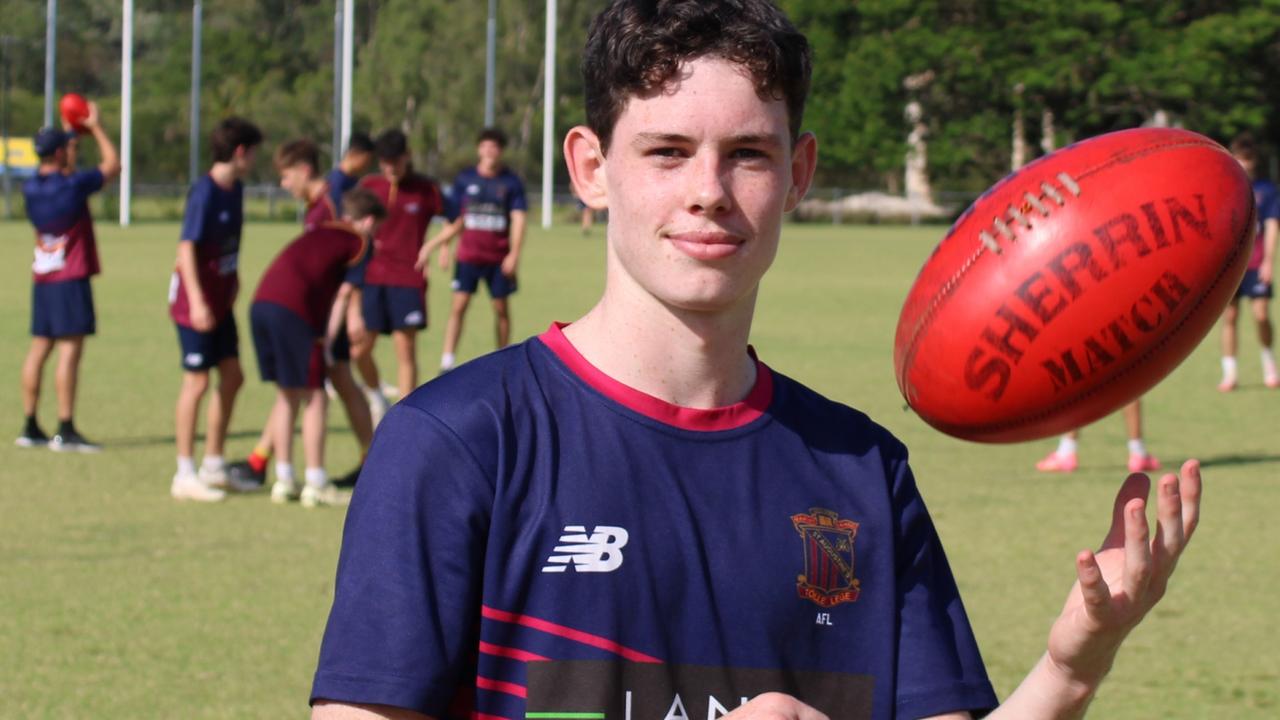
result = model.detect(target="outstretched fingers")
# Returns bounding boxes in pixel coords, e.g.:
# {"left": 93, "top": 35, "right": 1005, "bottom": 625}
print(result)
{"left": 1075, "top": 549, "right": 1114, "bottom": 624}
{"left": 1120, "top": 497, "right": 1152, "bottom": 602}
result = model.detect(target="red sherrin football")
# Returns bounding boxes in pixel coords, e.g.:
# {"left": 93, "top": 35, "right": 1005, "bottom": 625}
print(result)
{"left": 894, "top": 128, "right": 1254, "bottom": 442}
{"left": 59, "top": 93, "right": 90, "bottom": 134}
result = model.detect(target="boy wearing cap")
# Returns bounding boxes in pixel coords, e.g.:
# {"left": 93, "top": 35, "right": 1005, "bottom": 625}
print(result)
{"left": 18, "top": 103, "right": 120, "bottom": 451}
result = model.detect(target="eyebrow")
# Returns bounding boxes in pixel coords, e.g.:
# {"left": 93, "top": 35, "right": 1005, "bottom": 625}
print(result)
{"left": 631, "top": 132, "right": 784, "bottom": 148}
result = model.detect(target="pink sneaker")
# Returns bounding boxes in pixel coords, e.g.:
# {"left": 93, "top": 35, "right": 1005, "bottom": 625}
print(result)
{"left": 1128, "top": 453, "right": 1161, "bottom": 473}
{"left": 1218, "top": 377, "right": 1237, "bottom": 392}
{"left": 1266, "top": 375, "right": 1280, "bottom": 389}
{"left": 1036, "top": 451, "right": 1078, "bottom": 473}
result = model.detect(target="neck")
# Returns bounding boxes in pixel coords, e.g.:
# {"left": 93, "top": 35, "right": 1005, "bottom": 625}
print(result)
{"left": 477, "top": 161, "right": 499, "bottom": 177}
{"left": 563, "top": 264, "right": 758, "bottom": 410}
{"left": 209, "top": 162, "right": 237, "bottom": 187}
{"left": 305, "top": 178, "right": 328, "bottom": 203}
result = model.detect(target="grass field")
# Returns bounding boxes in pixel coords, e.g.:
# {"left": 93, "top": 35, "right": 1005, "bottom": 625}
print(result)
{"left": 1, "top": 218, "right": 1277, "bottom": 718}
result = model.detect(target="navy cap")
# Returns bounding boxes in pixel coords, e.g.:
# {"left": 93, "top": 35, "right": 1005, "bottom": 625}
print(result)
{"left": 33, "top": 127, "right": 73, "bottom": 157}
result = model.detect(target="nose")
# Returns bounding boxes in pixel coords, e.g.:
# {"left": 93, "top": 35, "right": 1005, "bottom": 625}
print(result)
{"left": 687, "top": 153, "right": 731, "bottom": 216}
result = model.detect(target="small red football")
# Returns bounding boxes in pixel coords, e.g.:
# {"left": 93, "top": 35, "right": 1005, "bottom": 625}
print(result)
{"left": 894, "top": 128, "right": 1254, "bottom": 442}
{"left": 59, "top": 93, "right": 90, "bottom": 134}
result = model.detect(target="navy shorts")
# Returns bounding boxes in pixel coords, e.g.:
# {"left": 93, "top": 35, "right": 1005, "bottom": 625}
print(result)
{"left": 176, "top": 314, "right": 239, "bottom": 371}
{"left": 250, "top": 302, "right": 324, "bottom": 389}
{"left": 31, "top": 278, "right": 96, "bottom": 338}
{"left": 452, "top": 260, "right": 517, "bottom": 299}
{"left": 330, "top": 326, "right": 351, "bottom": 362}
{"left": 1235, "top": 269, "right": 1273, "bottom": 300}
{"left": 362, "top": 284, "right": 427, "bottom": 334}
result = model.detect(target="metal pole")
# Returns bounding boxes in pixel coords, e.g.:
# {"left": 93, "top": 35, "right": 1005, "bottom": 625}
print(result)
{"left": 189, "top": 0, "right": 202, "bottom": 184}
{"left": 484, "top": 0, "right": 496, "bottom": 127}
{"left": 340, "top": 0, "right": 353, "bottom": 149}
{"left": 332, "top": 0, "right": 343, "bottom": 160}
{"left": 120, "top": 0, "right": 133, "bottom": 226}
{"left": 541, "top": 0, "right": 556, "bottom": 228}
{"left": 2, "top": 36, "right": 13, "bottom": 219}
{"left": 43, "top": 0, "right": 57, "bottom": 128}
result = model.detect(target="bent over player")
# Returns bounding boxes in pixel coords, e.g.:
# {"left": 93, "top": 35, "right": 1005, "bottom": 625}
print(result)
{"left": 312, "top": 2, "right": 1203, "bottom": 719}
{"left": 18, "top": 105, "right": 121, "bottom": 451}
{"left": 248, "top": 188, "right": 382, "bottom": 508}
{"left": 169, "top": 117, "right": 263, "bottom": 502}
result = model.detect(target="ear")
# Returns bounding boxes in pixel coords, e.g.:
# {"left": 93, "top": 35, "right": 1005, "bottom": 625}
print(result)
{"left": 564, "top": 126, "right": 609, "bottom": 211}
{"left": 784, "top": 131, "right": 818, "bottom": 213}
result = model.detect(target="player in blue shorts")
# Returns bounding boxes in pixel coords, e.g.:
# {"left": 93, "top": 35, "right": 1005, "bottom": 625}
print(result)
{"left": 169, "top": 117, "right": 263, "bottom": 503}
{"left": 1218, "top": 134, "right": 1280, "bottom": 391}
{"left": 312, "top": 2, "right": 1204, "bottom": 719}
{"left": 18, "top": 103, "right": 120, "bottom": 452}
{"left": 420, "top": 128, "right": 527, "bottom": 372}
{"left": 248, "top": 188, "right": 381, "bottom": 508}
{"left": 225, "top": 139, "right": 375, "bottom": 490}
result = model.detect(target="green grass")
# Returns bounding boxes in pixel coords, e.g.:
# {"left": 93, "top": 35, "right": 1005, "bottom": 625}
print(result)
{"left": 1, "top": 219, "right": 1276, "bottom": 718}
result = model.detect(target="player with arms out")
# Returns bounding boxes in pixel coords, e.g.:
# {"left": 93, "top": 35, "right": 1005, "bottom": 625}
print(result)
{"left": 247, "top": 188, "right": 382, "bottom": 508}
{"left": 1218, "top": 133, "right": 1280, "bottom": 392}
{"left": 311, "top": 2, "right": 1202, "bottom": 719}
{"left": 169, "top": 117, "right": 263, "bottom": 503}
{"left": 351, "top": 129, "right": 444, "bottom": 417}
{"left": 226, "top": 139, "right": 375, "bottom": 490}
{"left": 17, "top": 104, "right": 121, "bottom": 452}
{"left": 420, "top": 128, "right": 527, "bottom": 372}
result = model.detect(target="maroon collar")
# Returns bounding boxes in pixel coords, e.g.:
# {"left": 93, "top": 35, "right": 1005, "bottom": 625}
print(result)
{"left": 537, "top": 322, "right": 772, "bottom": 432}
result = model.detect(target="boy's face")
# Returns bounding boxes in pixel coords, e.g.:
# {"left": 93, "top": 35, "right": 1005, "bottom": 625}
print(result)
{"left": 477, "top": 139, "right": 503, "bottom": 169}
{"left": 231, "top": 145, "right": 257, "bottom": 179}
{"left": 346, "top": 149, "right": 372, "bottom": 175}
{"left": 277, "top": 163, "right": 315, "bottom": 200}
{"left": 380, "top": 154, "right": 409, "bottom": 181}
{"left": 1234, "top": 153, "right": 1256, "bottom": 178}
{"left": 589, "top": 56, "right": 815, "bottom": 314}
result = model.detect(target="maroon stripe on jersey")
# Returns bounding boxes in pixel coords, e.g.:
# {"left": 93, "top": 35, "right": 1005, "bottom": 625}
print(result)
{"left": 476, "top": 675, "right": 526, "bottom": 699}
{"left": 537, "top": 322, "right": 773, "bottom": 432}
{"left": 480, "top": 605, "right": 661, "bottom": 663}
{"left": 479, "top": 641, "right": 550, "bottom": 663}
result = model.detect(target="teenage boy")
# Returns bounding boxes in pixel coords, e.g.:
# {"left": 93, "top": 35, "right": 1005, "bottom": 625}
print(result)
{"left": 420, "top": 128, "right": 527, "bottom": 372}
{"left": 169, "top": 117, "right": 263, "bottom": 503}
{"left": 312, "top": 2, "right": 1203, "bottom": 719}
{"left": 351, "top": 129, "right": 444, "bottom": 413}
{"left": 18, "top": 104, "right": 121, "bottom": 451}
{"left": 249, "top": 188, "right": 382, "bottom": 508}
{"left": 326, "top": 132, "right": 374, "bottom": 218}
{"left": 226, "top": 139, "right": 375, "bottom": 489}
{"left": 1219, "top": 134, "right": 1280, "bottom": 391}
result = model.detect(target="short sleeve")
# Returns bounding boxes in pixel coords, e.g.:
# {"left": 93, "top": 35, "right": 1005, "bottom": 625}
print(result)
{"left": 180, "top": 180, "right": 210, "bottom": 243}
{"left": 508, "top": 174, "right": 528, "bottom": 212}
{"left": 311, "top": 403, "right": 495, "bottom": 714}
{"left": 1262, "top": 184, "right": 1280, "bottom": 223}
{"left": 890, "top": 448, "right": 998, "bottom": 718}
{"left": 72, "top": 169, "right": 105, "bottom": 199}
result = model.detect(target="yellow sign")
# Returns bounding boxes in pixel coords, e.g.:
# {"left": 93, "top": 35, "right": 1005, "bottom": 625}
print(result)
{"left": 3, "top": 138, "right": 38, "bottom": 170}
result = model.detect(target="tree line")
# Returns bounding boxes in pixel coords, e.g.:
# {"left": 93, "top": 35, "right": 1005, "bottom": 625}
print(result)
{"left": 3, "top": 0, "right": 1278, "bottom": 194}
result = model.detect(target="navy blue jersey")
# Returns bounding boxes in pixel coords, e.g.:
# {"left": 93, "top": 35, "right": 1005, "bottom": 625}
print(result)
{"left": 23, "top": 169, "right": 104, "bottom": 283}
{"left": 170, "top": 174, "right": 244, "bottom": 326}
{"left": 326, "top": 167, "right": 359, "bottom": 213}
{"left": 312, "top": 324, "right": 997, "bottom": 720}
{"left": 1248, "top": 179, "right": 1280, "bottom": 270}
{"left": 445, "top": 166, "right": 527, "bottom": 265}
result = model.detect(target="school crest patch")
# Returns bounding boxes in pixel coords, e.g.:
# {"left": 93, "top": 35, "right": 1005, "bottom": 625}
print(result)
{"left": 792, "top": 508, "right": 860, "bottom": 607}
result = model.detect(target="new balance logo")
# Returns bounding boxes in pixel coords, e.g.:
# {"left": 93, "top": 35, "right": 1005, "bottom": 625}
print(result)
{"left": 542, "top": 525, "right": 629, "bottom": 573}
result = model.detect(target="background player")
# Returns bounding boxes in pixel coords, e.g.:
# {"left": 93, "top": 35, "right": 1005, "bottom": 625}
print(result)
{"left": 326, "top": 132, "right": 374, "bottom": 215}
{"left": 169, "top": 117, "right": 263, "bottom": 503}
{"left": 420, "top": 128, "right": 527, "bottom": 373}
{"left": 226, "top": 139, "right": 374, "bottom": 490}
{"left": 311, "top": 2, "right": 1202, "bottom": 718}
{"left": 248, "top": 188, "right": 382, "bottom": 508}
{"left": 1219, "top": 134, "right": 1280, "bottom": 391}
{"left": 351, "top": 129, "right": 444, "bottom": 413}
{"left": 18, "top": 104, "right": 121, "bottom": 451}
{"left": 1035, "top": 399, "right": 1160, "bottom": 473}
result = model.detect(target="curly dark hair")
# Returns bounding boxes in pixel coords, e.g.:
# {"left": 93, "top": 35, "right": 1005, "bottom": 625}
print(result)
{"left": 583, "top": 0, "right": 811, "bottom": 153}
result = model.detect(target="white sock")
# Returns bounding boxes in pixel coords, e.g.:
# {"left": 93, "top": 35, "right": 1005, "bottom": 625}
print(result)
{"left": 1222, "top": 356, "right": 1238, "bottom": 378}
{"left": 1262, "top": 348, "right": 1276, "bottom": 372}
{"left": 275, "top": 462, "right": 295, "bottom": 482}
{"left": 1128, "top": 439, "right": 1147, "bottom": 457}
{"left": 1056, "top": 437, "right": 1078, "bottom": 456}
{"left": 441, "top": 352, "right": 456, "bottom": 370}
{"left": 177, "top": 456, "right": 196, "bottom": 476}
{"left": 201, "top": 455, "right": 225, "bottom": 471}
{"left": 305, "top": 467, "right": 328, "bottom": 489}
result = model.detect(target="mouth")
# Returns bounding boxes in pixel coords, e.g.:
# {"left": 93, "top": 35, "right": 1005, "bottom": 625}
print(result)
{"left": 666, "top": 231, "right": 746, "bottom": 261}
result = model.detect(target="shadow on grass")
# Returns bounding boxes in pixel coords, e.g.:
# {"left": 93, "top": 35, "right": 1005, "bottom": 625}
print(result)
{"left": 1196, "top": 453, "right": 1280, "bottom": 469}
{"left": 104, "top": 426, "right": 353, "bottom": 449}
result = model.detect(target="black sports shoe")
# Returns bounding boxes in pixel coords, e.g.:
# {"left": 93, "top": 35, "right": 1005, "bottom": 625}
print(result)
{"left": 332, "top": 465, "right": 363, "bottom": 489}
{"left": 49, "top": 428, "right": 102, "bottom": 453}
{"left": 226, "top": 460, "right": 267, "bottom": 489}
{"left": 15, "top": 423, "right": 50, "bottom": 448}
